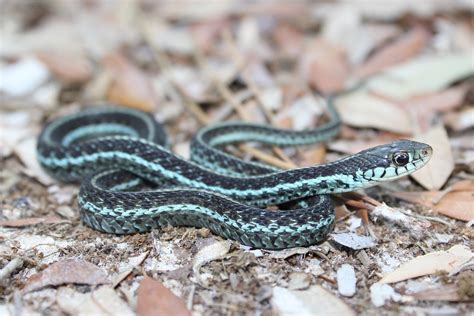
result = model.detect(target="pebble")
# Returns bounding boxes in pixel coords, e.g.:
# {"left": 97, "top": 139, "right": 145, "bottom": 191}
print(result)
{"left": 337, "top": 264, "right": 357, "bottom": 297}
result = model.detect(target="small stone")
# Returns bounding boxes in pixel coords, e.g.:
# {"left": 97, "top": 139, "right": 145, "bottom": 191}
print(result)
{"left": 337, "top": 264, "right": 357, "bottom": 297}
{"left": 370, "top": 283, "right": 401, "bottom": 307}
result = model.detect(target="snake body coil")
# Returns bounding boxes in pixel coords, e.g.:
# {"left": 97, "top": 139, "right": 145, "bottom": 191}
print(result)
{"left": 38, "top": 103, "right": 432, "bottom": 249}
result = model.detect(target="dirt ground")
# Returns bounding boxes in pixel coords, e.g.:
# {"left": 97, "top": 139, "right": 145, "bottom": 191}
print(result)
{"left": 0, "top": 1, "right": 473, "bottom": 315}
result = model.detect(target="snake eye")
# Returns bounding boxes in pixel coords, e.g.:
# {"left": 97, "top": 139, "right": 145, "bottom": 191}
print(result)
{"left": 392, "top": 152, "right": 409, "bottom": 166}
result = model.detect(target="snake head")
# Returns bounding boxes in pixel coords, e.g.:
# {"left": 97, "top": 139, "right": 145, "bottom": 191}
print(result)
{"left": 360, "top": 139, "right": 433, "bottom": 181}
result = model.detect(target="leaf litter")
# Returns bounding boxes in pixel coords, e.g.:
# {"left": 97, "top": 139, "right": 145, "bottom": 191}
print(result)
{"left": 0, "top": 1, "right": 473, "bottom": 315}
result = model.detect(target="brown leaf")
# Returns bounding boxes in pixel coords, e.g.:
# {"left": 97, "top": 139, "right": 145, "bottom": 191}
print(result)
{"left": 412, "top": 124, "right": 454, "bottom": 190}
{"left": 37, "top": 52, "right": 92, "bottom": 84}
{"left": 300, "top": 38, "right": 350, "bottom": 94}
{"left": 355, "top": 26, "right": 430, "bottom": 78}
{"left": 379, "top": 245, "right": 473, "bottom": 284}
{"left": 23, "top": 259, "right": 109, "bottom": 293}
{"left": 334, "top": 91, "right": 412, "bottom": 134}
{"left": 103, "top": 52, "right": 157, "bottom": 112}
{"left": 411, "top": 284, "right": 463, "bottom": 302}
{"left": 399, "top": 85, "right": 469, "bottom": 132}
{"left": 137, "top": 276, "right": 191, "bottom": 316}
{"left": 0, "top": 216, "right": 67, "bottom": 227}
{"left": 393, "top": 180, "right": 474, "bottom": 221}
{"left": 300, "top": 144, "right": 326, "bottom": 166}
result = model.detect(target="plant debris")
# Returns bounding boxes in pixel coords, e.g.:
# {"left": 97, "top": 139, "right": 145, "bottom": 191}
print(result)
{"left": 0, "top": 1, "right": 472, "bottom": 314}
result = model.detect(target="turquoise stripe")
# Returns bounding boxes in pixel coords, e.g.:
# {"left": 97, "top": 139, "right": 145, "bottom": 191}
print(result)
{"left": 40, "top": 150, "right": 375, "bottom": 198}
{"left": 79, "top": 196, "right": 333, "bottom": 234}
{"left": 62, "top": 123, "right": 139, "bottom": 146}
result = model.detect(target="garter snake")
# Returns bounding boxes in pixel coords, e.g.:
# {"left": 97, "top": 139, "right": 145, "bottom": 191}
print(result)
{"left": 37, "top": 101, "right": 432, "bottom": 249}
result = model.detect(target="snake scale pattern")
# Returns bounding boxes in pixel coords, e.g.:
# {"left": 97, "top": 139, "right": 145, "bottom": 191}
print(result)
{"left": 37, "top": 101, "right": 432, "bottom": 249}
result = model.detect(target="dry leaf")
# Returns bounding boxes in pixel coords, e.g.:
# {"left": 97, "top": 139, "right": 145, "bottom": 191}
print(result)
{"left": 37, "top": 52, "right": 92, "bottom": 84}
{"left": 192, "top": 240, "right": 231, "bottom": 285}
{"left": 112, "top": 251, "right": 149, "bottom": 288}
{"left": 137, "top": 276, "right": 191, "bottom": 316}
{"left": 300, "top": 144, "right": 326, "bottom": 166}
{"left": 14, "top": 137, "right": 54, "bottom": 186}
{"left": 393, "top": 181, "right": 474, "bottom": 222}
{"left": 331, "top": 232, "right": 377, "bottom": 250}
{"left": 23, "top": 259, "right": 109, "bottom": 293}
{"left": 0, "top": 216, "right": 67, "bottom": 227}
{"left": 103, "top": 52, "right": 157, "bottom": 112}
{"left": 379, "top": 245, "right": 473, "bottom": 284}
{"left": 400, "top": 85, "right": 469, "bottom": 132}
{"left": 57, "top": 286, "right": 133, "bottom": 316}
{"left": 411, "top": 284, "right": 463, "bottom": 302}
{"left": 334, "top": 90, "right": 412, "bottom": 134}
{"left": 272, "top": 285, "right": 355, "bottom": 316}
{"left": 355, "top": 26, "right": 430, "bottom": 78}
{"left": 300, "top": 38, "right": 350, "bottom": 94}
{"left": 412, "top": 124, "right": 454, "bottom": 190}
{"left": 367, "top": 54, "right": 474, "bottom": 100}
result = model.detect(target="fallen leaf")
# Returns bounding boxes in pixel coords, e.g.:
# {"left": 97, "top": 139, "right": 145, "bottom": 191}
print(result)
{"left": 272, "top": 285, "right": 355, "bottom": 316}
{"left": 412, "top": 124, "right": 454, "bottom": 190}
{"left": 400, "top": 85, "right": 469, "bottom": 132}
{"left": 112, "top": 251, "right": 149, "bottom": 288}
{"left": 0, "top": 216, "right": 67, "bottom": 227}
{"left": 334, "top": 90, "right": 412, "bottom": 134}
{"left": 103, "top": 52, "right": 158, "bottom": 112}
{"left": 331, "top": 232, "right": 377, "bottom": 250}
{"left": 367, "top": 54, "right": 474, "bottom": 100}
{"left": 137, "top": 276, "right": 191, "bottom": 316}
{"left": 57, "top": 286, "right": 133, "bottom": 316}
{"left": 23, "top": 259, "right": 109, "bottom": 293}
{"left": 300, "top": 144, "right": 326, "bottom": 166}
{"left": 410, "top": 284, "right": 463, "bottom": 302}
{"left": 393, "top": 185, "right": 474, "bottom": 222}
{"left": 273, "top": 23, "right": 304, "bottom": 58}
{"left": 379, "top": 245, "right": 473, "bottom": 284}
{"left": 192, "top": 240, "right": 231, "bottom": 285}
{"left": 355, "top": 26, "right": 430, "bottom": 78}
{"left": 299, "top": 38, "right": 350, "bottom": 94}
{"left": 14, "top": 137, "right": 54, "bottom": 186}
{"left": 266, "top": 247, "right": 311, "bottom": 260}
{"left": 36, "top": 52, "right": 92, "bottom": 84}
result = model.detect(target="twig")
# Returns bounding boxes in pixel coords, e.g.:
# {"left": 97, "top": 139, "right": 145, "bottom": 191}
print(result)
{"left": 0, "top": 258, "right": 23, "bottom": 281}
{"left": 192, "top": 39, "right": 296, "bottom": 170}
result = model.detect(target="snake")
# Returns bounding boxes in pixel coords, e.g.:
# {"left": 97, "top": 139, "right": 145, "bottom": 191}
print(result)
{"left": 37, "top": 101, "right": 432, "bottom": 249}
